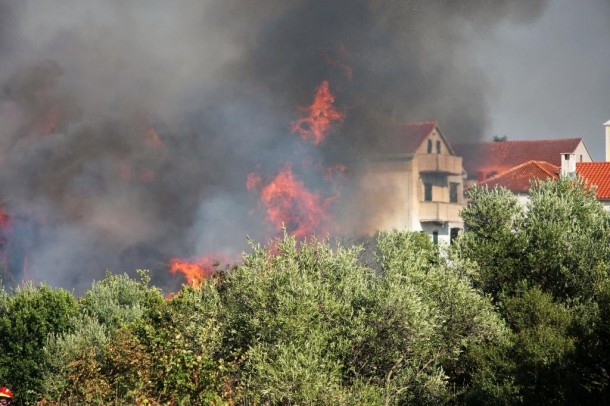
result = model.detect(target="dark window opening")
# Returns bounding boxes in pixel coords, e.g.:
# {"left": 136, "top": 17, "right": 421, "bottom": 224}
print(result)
{"left": 436, "top": 140, "right": 441, "bottom": 154}
{"left": 450, "top": 228, "right": 460, "bottom": 244}
{"left": 564, "top": 153, "right": 570, "bottom": 160}
{"left": 432, "top": 231, "right": 439, "bottom": 245}
{"left": 450, "top": 182, "right": 459, "bottom": 203}
{"left": 427, "top": 139, "right": 432, "bottom": 153}
{"left": 424, "top": 183, "right": 432, "bottom": 201}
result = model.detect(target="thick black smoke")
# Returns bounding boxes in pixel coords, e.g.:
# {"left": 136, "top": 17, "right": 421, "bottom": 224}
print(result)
{"left": 0, "top": 0, "right": 548, "bottom": 291}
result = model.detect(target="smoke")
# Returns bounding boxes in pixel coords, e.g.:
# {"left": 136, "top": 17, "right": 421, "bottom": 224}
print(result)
{"left": 0, "top": 0, "right": 549, "bottom": 291}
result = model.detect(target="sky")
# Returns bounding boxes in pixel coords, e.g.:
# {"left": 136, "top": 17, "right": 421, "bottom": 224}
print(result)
{"left": 480, "top": 0, "right": 610, "bottom": 160}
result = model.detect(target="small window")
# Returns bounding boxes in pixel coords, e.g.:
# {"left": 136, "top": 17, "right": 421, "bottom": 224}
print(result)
{"left": 432, "top": 231, "right": 439, "bottom": 245}
{"left": 580, "top": 155, "right": 583, "bottom": 162}
{"left": 436, "top": 140, "right": 441, "bottom": 154}
{"left": 564, "top": 153, "right": 570, "bottom": 160}
{"left": 450, "top": 228, "right": 460, "bottom": 244}
{"left": 424, "top": 183, "right": 432, "bottom": 202}
{"left": 427, "top": 139, "right": 432, "bottom": 153}
{"left": 450, "top": 182, "right": 459, "bottom": 203}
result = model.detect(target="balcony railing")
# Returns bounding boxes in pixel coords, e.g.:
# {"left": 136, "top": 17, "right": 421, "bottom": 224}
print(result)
{"left": 417, "top": 154, "right": 462, "bottom": 175}
{"left": 419, "top": 201, "right": 463, "bottom": 223}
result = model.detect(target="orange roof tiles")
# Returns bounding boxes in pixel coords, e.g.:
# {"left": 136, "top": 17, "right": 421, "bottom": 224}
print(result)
{"left": 576, "top": 162, "right": 610, "bottom": 199}
{"left": 455, "top": 138, "right": 583, "bottom": 180}
{"left": 478, "top": 160, "right": 560, "bottom": 193}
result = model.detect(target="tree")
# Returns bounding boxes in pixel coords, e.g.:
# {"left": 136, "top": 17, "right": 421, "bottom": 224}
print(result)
{"left": 459, "top": 177, "right": 610, "bottom": 403}
{"left": 0, "top": 283, "right": 77, "bottom": 404}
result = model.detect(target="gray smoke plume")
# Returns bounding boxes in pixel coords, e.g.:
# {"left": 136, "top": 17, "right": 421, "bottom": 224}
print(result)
{"left": 0, "top": 0, "right": 549, "bottom": 291}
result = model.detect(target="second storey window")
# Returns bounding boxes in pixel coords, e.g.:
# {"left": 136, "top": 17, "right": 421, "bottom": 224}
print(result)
{"left": 424, "top": 183, "right": 432, "bottom": 201}
{"left": 450, "top": 182, "right": 459, "bottom": 203}
{"left": 436, "top": 140, "right": 441, "bottom": 154}
{"left": 427, "top": 139, "right": 432, "bottom": 153}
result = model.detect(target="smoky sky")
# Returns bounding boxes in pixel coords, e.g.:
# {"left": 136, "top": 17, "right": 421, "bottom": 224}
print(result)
{"left": 0, "top": 0, "right": 553, "bottom": 291}
{"left": 480, "top": 0, "right": 610, "bottom": 159}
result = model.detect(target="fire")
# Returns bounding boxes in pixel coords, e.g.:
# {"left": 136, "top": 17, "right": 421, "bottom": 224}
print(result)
{"left": 290, "top": 81, "right": 344, "bottom": 145}
{"left": 250, "top": 165, "right": 331, "bottom": 238}
{"left": 169, "top": 255, "right": 226, "bottom": 286}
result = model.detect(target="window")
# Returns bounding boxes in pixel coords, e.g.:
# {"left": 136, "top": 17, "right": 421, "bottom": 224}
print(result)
{"left": 450, "top": 182, "right": 459, "bottom": 203}
{"left": 432, "top": 231, "right": 438, "bottom": 245}
{"left": 424, "top": 183, "right": 432, "bottom": 201}
{"left": 450, "top": 228, "right": 460, "bottom": 244}
{"left": 427, "top": 139, "right": 432, "bottom": 153}
{"left": 436, "top": 140, "right": 441, "bottom": 154}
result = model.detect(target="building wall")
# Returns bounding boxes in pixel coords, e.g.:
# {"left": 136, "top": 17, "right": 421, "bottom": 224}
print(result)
{"left": 574, "top": 140, "right": 593, "bottom": 162}
{"left": 357, "top": 158, "right": 421, "bottom": 234}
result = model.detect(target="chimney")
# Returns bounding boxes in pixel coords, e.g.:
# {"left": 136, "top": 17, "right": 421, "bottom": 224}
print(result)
{"left": 560, "top": 152, "right": 576, "bottom": 177}
{"left": 605, "top": 120, "right": 610, "bottom": 162}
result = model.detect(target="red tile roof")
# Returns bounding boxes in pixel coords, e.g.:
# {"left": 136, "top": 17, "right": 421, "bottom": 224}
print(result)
{"left": 378, "top": 120, "right": 438, "bottom": 154}
{"left": 576, "top": 162, "right": 610, "bottom": 199}
{"left": 455, "top": 138, "right": 583, "bottom": 180}
{"left": 478, "top": 160, "right": 560, "bottom": 193}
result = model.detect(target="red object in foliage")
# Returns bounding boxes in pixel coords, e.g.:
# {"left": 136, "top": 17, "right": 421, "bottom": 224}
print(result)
{"left": 0, "top": 387, "right": 13, "bottom": 399}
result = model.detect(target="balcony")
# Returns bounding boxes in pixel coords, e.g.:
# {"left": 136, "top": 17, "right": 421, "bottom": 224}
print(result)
{"left": 419, "top": 201, "right": 463, "bottom": 223}
{"left": 417, "top": 154, "right": 462, "bottom": 175}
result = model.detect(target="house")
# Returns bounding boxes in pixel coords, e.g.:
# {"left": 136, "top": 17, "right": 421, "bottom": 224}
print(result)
{"left": 455, "top": 138, "right": 592, "bottom": 185}
{"left": 358, "top": 121, "right": 465, "bottom": 244}
{"left": 464, "top": 122, "right": 610, "bottom": 211}
{"left": 477, "top": 160, "right": 559, "bottom": 205}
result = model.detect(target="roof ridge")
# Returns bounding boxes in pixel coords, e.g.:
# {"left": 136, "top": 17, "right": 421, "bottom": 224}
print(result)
{"left": 487, "top": 137, "right": 582, "bottom": 144}
{"left": 532, "top": 160, "right": 559, "bottom": 178}
{"left": 480, "top": 160, "right": 538, "bottom": 183}
{"left": 577, "top": 161, "right": 610, "bottom": 166}
{"left": 405, "top": 120, "right": 437, "bottom": 126}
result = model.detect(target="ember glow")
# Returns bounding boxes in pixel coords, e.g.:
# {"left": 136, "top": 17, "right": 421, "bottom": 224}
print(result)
{"left": 169, "top": 255, "right": 226, "bottom": 286}
{"left": 290, "top": 81, "right": 344, "bottom": 145}
{"left": 249, "top": 165, "right": 332, "bottom": 239}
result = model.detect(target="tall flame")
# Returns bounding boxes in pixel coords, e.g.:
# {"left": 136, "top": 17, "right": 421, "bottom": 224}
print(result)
{"left": 290, "top": 81, "right": 344, "bottom": 145}
{"left": 250, "top": 165, "right": 331, "bottom": 238}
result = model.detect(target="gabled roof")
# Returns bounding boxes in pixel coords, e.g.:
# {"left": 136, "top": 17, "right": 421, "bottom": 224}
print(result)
{"left": 455, "top": 138, "right": 584, "bottom": 179}
{"left": 377, "top": 120, "right": 455, "bottom": 155}
{"left": 478, "top": 160, "right": 560, "bottom": 193}
{"left": 576, "top": 162, "right": 610, "bottom": 199}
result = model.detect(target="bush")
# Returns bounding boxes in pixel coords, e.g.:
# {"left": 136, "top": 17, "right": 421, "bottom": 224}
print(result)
{"left": 0, "top": 283, "right": 77, "bottom": 404}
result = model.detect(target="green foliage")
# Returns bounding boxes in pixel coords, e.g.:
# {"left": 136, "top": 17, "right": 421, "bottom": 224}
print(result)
{"left": 0, "top": 283, "right": 78, "bottom": 404}
{"left": 524, "top": 177, "right": 610, "bottom": 299}
{"left": 218, "top": 232, "right": 510, "bottom": 404}
{"left": 80, "top": 269, "right": 162, "bottom": 329}
{"left": 43, "top": 273, "right": 226, "bottom": 405}
{"left": 459, "top": 185, "right": 526, "bottom": 296}
{"left": 460, "top": 177, "right": 610, "bottom": 403}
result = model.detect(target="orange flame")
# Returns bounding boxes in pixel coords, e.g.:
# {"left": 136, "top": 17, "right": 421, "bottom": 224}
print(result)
{"left": 290, "top": 81, "right": 344, "bottom": 145}
{"left": 250, "top": 165, "right": 331, "bottom": 238}
{"left": 169, "top": 255, "right": 226, "bottom": 286}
